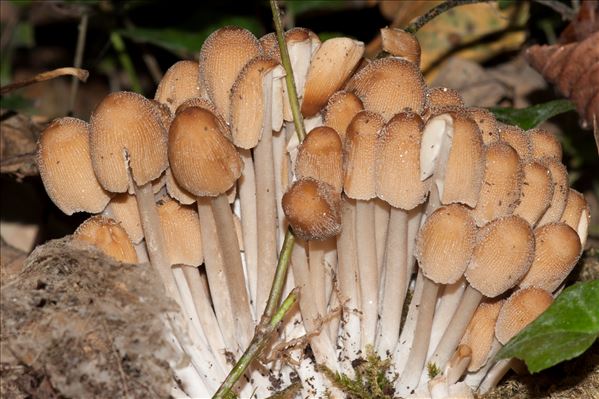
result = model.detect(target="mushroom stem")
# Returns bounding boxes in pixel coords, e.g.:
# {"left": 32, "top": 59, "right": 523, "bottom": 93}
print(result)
{"left": 309, "top": 239, "right": 329, "bottom": 323}
{"left": 210, "top": 193, "right": 254, "bottom": 348}
{"left": 477, "top": 358, "right": 514, "bottom": 394}
{"left": 397, "top": 276, "right": 440, "bottom": 396}
{"left": 427, "top": 277, "right": 467, "bottom": 358}
{"left": 376, "top": 207, "right": 408, "bottom": 358}
{"left": 355, "top": 199, "right": 379, "bottom": 349}
{"left": 237, "top": 149, "right": 259, "bottom": 319}
{"left": 406, "top": 205, "right": 424, "bottom": 290}
{"left": 394, "top": 269, "right": 425, "bottom": 375}
{"left": 273, "top": 128, "right": 289, "bottom": 250}
{"left": 375, "top": 198, "right": 390, "bottom": 276}
{"left": 429, "top": 285, "right": 483, "bottom": 372}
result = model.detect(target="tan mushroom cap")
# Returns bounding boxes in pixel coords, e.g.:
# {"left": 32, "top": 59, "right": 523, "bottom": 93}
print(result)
{"left": 302, "top": 37, "right": 364, "bottom": 117}
{"left": 282, "top": 178, "right": 342, "bottom": 241}
{"left": 154, "top": 60, "right": 201, "bottom": 113}
{"left": 440, "top": 111, "right": 485, "bottom": 207}
{"left": 199, "top": 27, "right": 261, "bottom": 121}
{"left": 295, "top": 126, "right": 344, "bottom": 192}
{"left": 460, "top": 299, "right": 504, "bottom": 371}
{"left": 560, "top": 189, "right": 590, "bottom": 246}
{"left": 37, "top": 117, "right": 111, "bottom": 215}
{"left": 90, "top": 91, "right": 168, "bottom": 193}
{"left": 466, "top": 215, "right": 534, "bottom": 298}
{"left": 466, "top": 107, "right": 499, "bottom": 145}
{"left": 415, "top": 204, "right": 477, "bottom": 284}
{"left": 165, "top": 168, "right": 195, "bottom": 205}
{"left": 519, "top": 223, "right": 581, "bottom": 292}
{"left": 108, "top": 193, "right": 143, "bottom": 244}
{"left": 169, "top": 107, "right": 242, "bottom": 197}
{"left": 347, "top": 57, "right": 426, "bottom": 121}
{"left": 471, "top": 142, "right": 523, "bottom": 227}
{"left": 513, "top": 161, "right": 554, "bottom": 226}
{"left": 230, "top": 56, "right": 280, "bottom": 149}
{"left": 259, "top": 28, "right": 320, "bottom": 63}
{"left": 528, "top": 128, "right": 562, "bottom": 160}
{"left": 499, "top": 124, "right": 532, "bottom": 162}
{"left": 427, "top": 87, "right": 464, "bottom": 111}
{"left": 176, "top": 97, "right": 231, "bottom": 140}
{"left": 537, "top": 157, "right": 569, "bottom": 226}
{"left": 259, "top": 32, "right": 280, "bottom": 61}
{"left": 157, "top": 199, "right": 203, "bottom": 266}
{"left": 495, "top": 288, "right": 553, "bottom": 345}
{"left": 322, "top": 90, "right": 364, "bottom": 142}
{"left": 343, "top": 111, "right": 385, "bottom": 200}
{"left": 380, "top": 28, "right": 421, "bottom": 66}
{"left": 74, "top": 216, "right": 138, "bottom": 264}
{"left": 375, "top": 112, "right": 430, "bottom": 209}
{"left": 150, "top": 99, "right": 174, "bottom": 131}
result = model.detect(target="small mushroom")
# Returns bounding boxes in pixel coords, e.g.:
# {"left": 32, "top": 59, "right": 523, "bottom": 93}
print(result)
{"left": 73, "top": 216, "right": 137, "bottom": 264}
{"left": 560, "top": 188, "right": 590, "bottom": 246}
{"left": 154, "top": 60, "right": 201, "bottom": 113}
{"left": 380, "top": 28, "right": 421, "bottom": 66}
{"left": 322, "top": 90, "right": 364, "bottom": 143}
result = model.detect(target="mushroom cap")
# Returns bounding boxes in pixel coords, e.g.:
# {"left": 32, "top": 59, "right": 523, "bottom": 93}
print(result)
{"left": 466, "top": 107, "right": 499, "bottom": 145}
{"left": 229, "top": 56, "right": 280, "bottom": 149}
{"left": 90, "top": 91, "right": 168, "bottom": 192}
{"left": 519, "top": 222, "right": 581, "bottom": 292}
{"left": 73, "top": 216, "right": 138, "bottom": 264}
{"left": 175, "top": 97, "right": 231, "bottom": 140}
{"left": 108, "top": 193, "right": 143, "bottom": 244}
{"left": 154, "top": 60, "right": 201, "bottom": 113}
{"left": 150, "top": 99, "right": 174, "bottom": 131}
{"left": 347, "top": 57, "right": 426, "bottom": 121}
{"left": 343, "top": 111, "right": 385, "bottom": 200}
{"left": 375, "top": 112, "right": 430, "bottom": 209}
{"left": 168, "top": 107, "right": 242, "bottom": 197}
{"left": 37, "top": 117, "right": 111, "bottom": 215}
{"left": 165, "top": 167, "right": 195, "bottom": 205}
{"left": 471, "top": 142, "right": 523, "bottom": 226}
{"left": 302, "top": 37, "right": 364, "bottom": 117}
{"left": 282, "top": 178, "right": 342, "bottom": 241}
{"left": 528, "top": 128, "right": 562, "bottom": 160}
{"left": 560, "top": 188, "right": 590, "bottom": 246}
{"left": 536, "top": 157, "right": 569, "bottom": 226}
{"left": 416, "top": 204, "right": 477, "bottom": 284}
{"left": 513, "top": 161, "right": 554, "bottom": 226}
{"left": 460, "top": 299, "right": 504, "bottom": 371}
{"left": 199, "top": 26, "right": 262, "bottom": 121}
{"left": 295, "top": 126, "right": 344, "bottom": 192}
{"left": 157, "top": 199, "right": 203, "bottom": 266}
{"left": 466, "top": 215, "right": 535, "bottom": 298}
{"left": 495, "top": 287, "right": 553, "bottom": 345}
{"left": 426, "top": 87, "right": 465, "bottom": 112}
{"left": 322, "top": 90, "right": 364, "bottom": 142}
{"left": 498, "top": 124, "right": 532, "bottom": 162}
{"left": 440, "top": 111, "right": 485, "bottom": 207}
{"left": 380, "top": 28, "right": 421, "bottom": 66}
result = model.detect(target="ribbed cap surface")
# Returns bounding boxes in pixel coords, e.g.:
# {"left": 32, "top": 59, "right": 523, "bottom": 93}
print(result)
{"left": 108, "top": 193, "right": 143, "bottom": 244}
{"left": 157, "top": 199, "right": 203, "bottom": 266}
{"left": 466, "top": 107, "right": 499, "bottom": 145}
{"left": 513, "top": 161, "right": 554, "bottom": 226}
{"left": 461, "top": 299, "right": 504, "bottom": 371}
{"left": 499, "top": 124, "right": 532, "bottom": 162}
{"left": 154, "top": 60, "right": 201, "bottom": 113}
{"left": 74, "top": 216, "right": 137, "bottom": 264}
{"left": 495, "top": 287, "right": 553, "bottom": 344}
{"left": 322, "top": 90, "right": 364, "bottom": 142}
{"left": 528, "top": 128, "right": 562, "bottom": 160}
{"left": 380, "top": 28, "right": 421, "bottom": 66}
{"left": 537, "top": 157, "right": 569, "bottom": 226}
{"left": 560, "top": 188, "right": 590, "bottom": 246}
{"left": 296, "top": 126, "right": 344, "bottom": 192}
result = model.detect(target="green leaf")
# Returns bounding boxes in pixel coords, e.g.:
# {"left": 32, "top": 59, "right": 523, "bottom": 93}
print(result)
{"left": 0, "top": 94, "right": 34, "bottom": 112}
{"left": 286, "top": 0, "right": 350, "bottom": 16}
{"left": 119, "top": 17, "right": 262, "bottom": 56}
{"left": 489, "top": 99, "right": 576, "bottom": 130}
{"left": 497, "top": 0, "right": 516, "bottom": 10}
{"left": 496, "top": 280, "right": 599, "bottom": 373}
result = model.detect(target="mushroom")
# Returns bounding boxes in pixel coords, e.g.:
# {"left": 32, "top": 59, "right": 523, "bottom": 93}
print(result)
{"left": 460, "top": 300, "right": 504, "bottom": 374}
{"left": 528, "top": 128, "right": 562, "bottom": 160}
{"left": 498, "top": 124, "right": 532, "bottom": 162}
{"left": 380, "top": 28, "right": 421, "bottom": 66}
{"left": 73, "top": 216, "right": 137, "bottom": 264}
{"left": 425, "top": 87, "right": 465, "bottom": 117}
{"left": 322, "top": 90, "right": 364, "bottom": 143}
{"left": 536, "top": 157, "right": 569, "bottom": 226}
{"left": 154, "top": 60, "right": 201, "bottom": 114}
{"left": 466, "top": 107, "right": 499, "bottom": 145}
{"left": 560, "top": 188, "right": 590, "bottom": 246}
{"left": 512, "top": 161, "right": 554, "bottom": 225}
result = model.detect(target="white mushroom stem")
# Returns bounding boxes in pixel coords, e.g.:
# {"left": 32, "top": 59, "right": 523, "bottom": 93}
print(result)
{"left": 196, "top": 198, "right": 239, "bottom": 353}
{"left": 375, "top": 198, "right": 390, "bottom": 275}
{"left": 309, "top": 240, "right": 328, "bottom": 321}
{"left": 273, "top": 127, "right": 288, "bottom": 250}
{"left": 478, "top": 358, "right": 514, "bottom": 394}
{"left": 429, "top": 285, "right": 483, "bottom": 372}
{"left": 397, "top": 276, "right": 440, "bottom": 396}
{"left": 327, "top": 287, "right": 341, "bottom": 344}
{"left": 406, "top": 205, "right": 424, "bottom": 289}
{"left": 336, "top": 198, "right": 361, "bottom": 363}
{"left": 171, "top": 361, "right": 210, "bottom": 398}
{"left": 237, "top": 149, "right": 259, "bottom": 319}
{"left": 210, "top": 193, "right": 254, "bottom": 348}
{"left": 323, "top": 241, "right": 337, "bottom": 307}
{"left": 355, "top": 199, "right": 379, "bottom": 349}
{"left": 376, "top": 207, "right": 408, "bottom": 358}
{"left": 464, "top": 338, "right": 502, "bottom": 389}
{"left": 427, "top": 277, "right": 467, "bottom": 358}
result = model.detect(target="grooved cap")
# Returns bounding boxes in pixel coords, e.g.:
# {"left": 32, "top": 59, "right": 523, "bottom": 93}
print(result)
{"left": 199, "top": 27, "right": 261, "bottom": 121}
{"left": 519, "top": 222, "right": 581, "bottom": 292}
{"left": 375, "top": 112, "right": 429, "bottom": 209}
{"left": 302, "top": 37, "right": 364, "bottom": 116}
{"left": 499, "top": 124, "right": 532, "bottom": 162}
{"left": 168, "top": 107, "right": 242, "bottom": 197}
{"left": 176, "top": 97, "right": 231, "bottom": 140}
{"left": 343, "top": 111, "right": 385, "bottom": 200}
{"left": 513, "top": 161, "right": 554, "bottom": 226}
{"left": 537, "top": 157, "right": 569, "bottom": 226}
{"left": 282, "top": 178, "right": 342, "bottom": 241}
{"left": 380, "top": 28, "right": 421, "bottom": 66}
{"left": 90, "top": 91, "right": 168, "bottom": 192}
{"left": 426, "top": 87, "right": 464, "bottom": 112}
{"left": 322, "top": 90, "right": 364, "bottom": 142}
{"left": 416, "top": 204, "right": 477, "bottom": 284}
{"left": 157, "top": 199, "right": 203, "bottom": 266}
{"left": 466, "top": 107, "right": 499, "bottom": 145}
{"left": 347, "top": 57, "right": 426, "bottom": 121}
{"left": 528, "top": 128, "right": 562, "bottom": 160}
{"left": 108, "top": 193, "right": 143, "bottom": 244}
{"left": 165, "top": 167, "right": 195, "bottom": 205}
{"left": 471, "top": 142, "right": 523, "bottom": 226}
{"left": 296, "top": 126, "right": 344, "bottom": 192}
{"left": 466, "top": 215, "right": 534, "bottom": 298}
{"left": 74, "top": 216, "right": 137, "bottom": 264}
{"left": 560, "top": 188, "right": 590, "bottom": 246}
{"left": 37, "top": 117, "right": 111, "bottom": 215}
{"left": 154, "top": 60, "right": 201, "bottom": 113}
{"left": 496, "top": 288, "right": 553, "bottom": 344}
{"left": 461, "top": 299, "right": 504, "bottom": 371}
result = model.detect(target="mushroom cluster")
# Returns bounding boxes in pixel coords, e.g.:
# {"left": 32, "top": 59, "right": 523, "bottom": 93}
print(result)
{"left": 37, "top": 26, "right": 589, "bottom": 398}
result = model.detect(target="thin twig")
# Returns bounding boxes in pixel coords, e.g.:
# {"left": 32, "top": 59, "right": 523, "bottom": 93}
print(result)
{"left": 213, "top": 290, "right": 299, "bottom": 399}
{"left": 405, "top": 0, "right": 490, "bottom": 34}
{"left": 68, "top": 12, "right": 89, "bottom": 116}
{"left": 0, "top": 67, "right": 89, "bottom": 95}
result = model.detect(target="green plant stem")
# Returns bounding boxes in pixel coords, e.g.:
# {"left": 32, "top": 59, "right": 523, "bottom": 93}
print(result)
{"left": 263, "top": 229, "right": 296, "bottom": 321}
{"left": 68, "top": 12, "right": 88, "bottom": 116}
{"left": 110, "top": 32, "right": 142, "bottom": 93}
{"left": 269, "top": 0, "right": 306, "bottom": 142}
{"left": 213, "top": 290, "right": 298, "bottom": 399}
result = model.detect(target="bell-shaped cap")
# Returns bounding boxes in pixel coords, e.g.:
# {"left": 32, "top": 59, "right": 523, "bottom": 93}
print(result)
{"left": 154, "top": 60, "right": 201, "bottom": 113}
{"left": 560, "top": 188, "right": 590, "bottom": 246}
{"left": 536, "top": 157, "right": 569, "bottom": 226}
{"left": 322, "top": 90, "right": 364, "bottom": 142}
{"left": 528, "top": 128, "right": 562, "bottom": 160}
{"left": 157, "top": 199, "right": 203, "bottom": 266}
{"left": 499, "top": 124, "right": 532, "bottom": 162}
{"left": 295, "top": 126, "right": 344, "bottom": 192}
{"left": 466, "top": 107, "right": 499, "bottom": 145}
{"left": 495, "top": 288, "right": 553, "bottom": 345}
{"left": 513, "top": 161, "right": 554, "bottom": 226}
{"left": 380, "top": 28, "right": 421, "bottom": 66}
{"left": 460, "top": 299, "right": 504, "bottom": 371}
{"left": 73, "top": 216, "right": 138, "bottom": 264}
